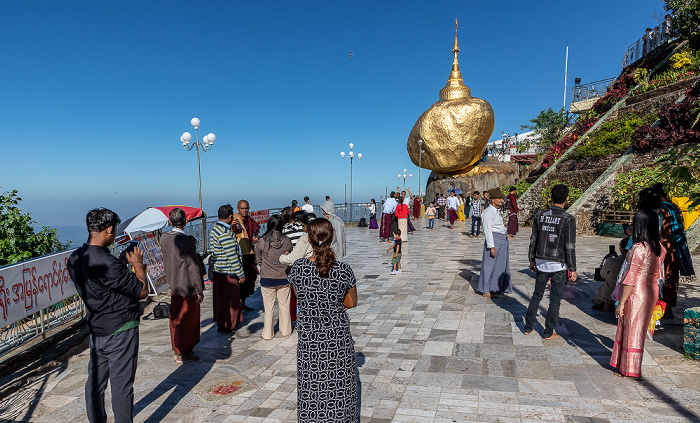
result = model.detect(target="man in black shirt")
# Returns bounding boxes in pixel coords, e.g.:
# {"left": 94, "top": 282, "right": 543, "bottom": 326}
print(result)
{"left": 524, "top": 185, "right": 577, "bottom": 340}
{"left": 67, "top": 208, "right": 148, "bottom": 423}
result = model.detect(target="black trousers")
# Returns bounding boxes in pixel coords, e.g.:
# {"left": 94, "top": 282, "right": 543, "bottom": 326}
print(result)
{"left": 86, "top": 327, "right": 139, "bottom": 423}
{"left": 524, "top": 269, "right": 567, "bottom": 338}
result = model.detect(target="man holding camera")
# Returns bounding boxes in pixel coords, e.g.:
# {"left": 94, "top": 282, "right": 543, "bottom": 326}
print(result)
{"left": 68, "top": 208, "right": 149, "bottom": 423}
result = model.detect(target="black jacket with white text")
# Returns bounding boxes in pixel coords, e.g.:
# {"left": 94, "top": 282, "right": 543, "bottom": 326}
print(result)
{"left": 528, "top": 206, "right": 577, "bottom": 271}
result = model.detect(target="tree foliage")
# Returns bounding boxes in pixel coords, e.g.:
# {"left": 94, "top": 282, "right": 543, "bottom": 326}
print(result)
{"left": 521, "top": 107, "right": 572, "bottom": 152}
{"left": 665, "top": 0, "right": 700, "bottom": 48}
{"left": 0, "top": 190, "right": 70, "bottom": 266}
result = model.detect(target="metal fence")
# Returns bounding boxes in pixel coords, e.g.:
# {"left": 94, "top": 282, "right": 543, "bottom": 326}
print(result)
{"left": 572, "top": 77, "right": 616, "bottom": 102}
{"left": 621, "top": 23, "right": 674, "bottom": 69}
{"left": 0, "top": 294, "right": 85, "bottom": 357}
{"left": 182, "top": 202, "right": 372, "bottom": 252}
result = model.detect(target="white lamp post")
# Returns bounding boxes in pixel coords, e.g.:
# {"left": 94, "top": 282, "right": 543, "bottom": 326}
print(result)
{"left": 340, "top": 142, "right": 362, "bottom": 206}
{"left": 398, "top": 169, "right": 412, "bottom": 191}
{"left": 180, "top": 117, "right": 216, "bottom": 245}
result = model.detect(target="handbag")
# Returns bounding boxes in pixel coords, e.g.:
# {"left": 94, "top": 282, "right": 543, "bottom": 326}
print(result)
{"left": 153, "top": 302, "right": 170, "bottom": 319}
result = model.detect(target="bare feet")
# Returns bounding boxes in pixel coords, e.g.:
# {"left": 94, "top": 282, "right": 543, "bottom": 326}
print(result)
{"left": 482, "top": 292, "right": 491, "bottom": 298}
{"left": 544, "top": 333, "right": 561, "bottom": 340}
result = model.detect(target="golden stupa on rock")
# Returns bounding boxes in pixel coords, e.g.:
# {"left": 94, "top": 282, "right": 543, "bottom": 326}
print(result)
{"left": 407, "top": 20, "right": 495, "bottom": 175}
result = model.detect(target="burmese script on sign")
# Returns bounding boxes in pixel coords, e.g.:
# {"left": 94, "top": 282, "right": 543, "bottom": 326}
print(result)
{"left": 0, "top": 249, "right": 77, "bottom": 325}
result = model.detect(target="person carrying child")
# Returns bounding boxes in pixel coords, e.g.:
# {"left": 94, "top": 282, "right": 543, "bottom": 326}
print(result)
{"left": 387, "top": 229, "right": 402, "bottom": 275}
{"left": 426, "top": 203, "right": 437, "bottom": 230}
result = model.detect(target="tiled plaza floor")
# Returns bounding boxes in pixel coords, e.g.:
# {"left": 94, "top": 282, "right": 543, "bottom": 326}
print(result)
{"left": 3, "top": 218, "right": 700, "bottom": 422}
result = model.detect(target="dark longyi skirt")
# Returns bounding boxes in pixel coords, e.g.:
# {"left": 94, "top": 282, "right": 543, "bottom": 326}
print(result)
{"left": 369, "top": 213, "right": 379, "bottom": 229}
{"left": 212, "top": 271, "right": 243, "bottom": 331}
{"left": 170, "top": 294, "right": 201, "bottom": 355}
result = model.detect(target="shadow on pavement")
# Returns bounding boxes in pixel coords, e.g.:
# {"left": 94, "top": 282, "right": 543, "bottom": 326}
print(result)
{"left": 133, "top": 324, "right": 230, "bottom": 422}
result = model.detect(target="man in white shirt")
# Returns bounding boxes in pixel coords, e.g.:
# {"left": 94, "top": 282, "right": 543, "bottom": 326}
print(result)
{"left": 446, "top": 191, "right": 460, "bottom": 229}
{"left": 380, "top": 192, "right": 398, "bottom": 243}
{"left": 301, "top": 196, "right": 314, "bottom": 213}
{"left": 477, "top": 188, "right": 512, "bottom": 298}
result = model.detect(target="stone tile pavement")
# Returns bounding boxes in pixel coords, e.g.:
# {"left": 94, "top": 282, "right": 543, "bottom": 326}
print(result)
{"left": 2, "top": 218, "right": 700, "bottom": 422}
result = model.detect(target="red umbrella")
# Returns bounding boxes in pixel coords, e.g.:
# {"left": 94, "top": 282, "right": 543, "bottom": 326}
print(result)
{"left": 116, "top": 206, "right": 205, "bottom": 243}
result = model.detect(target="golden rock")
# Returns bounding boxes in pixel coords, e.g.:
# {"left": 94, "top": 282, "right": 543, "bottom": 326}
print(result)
{"left": 407, "top": 20, "right": 495, "bottom": 174}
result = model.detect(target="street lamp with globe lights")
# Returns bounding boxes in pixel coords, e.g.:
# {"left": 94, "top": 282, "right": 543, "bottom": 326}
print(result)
{"left": 340, "top": 143, "right": 362, "bottom": 207}
{"left": 398, "top": 169, "right": 412, "bottom": 191}
{"left": 180, "top": 117, "right": 216, "bottom": 245}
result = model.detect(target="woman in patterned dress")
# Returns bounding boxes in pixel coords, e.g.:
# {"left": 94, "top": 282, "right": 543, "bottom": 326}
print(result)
{"left": 288, "top": 218, "right": 358, "bottom": 422}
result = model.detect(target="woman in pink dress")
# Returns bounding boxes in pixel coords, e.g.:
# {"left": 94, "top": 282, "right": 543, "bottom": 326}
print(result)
{"left": 610, "top": 209, "right": 666, "bottom": 378}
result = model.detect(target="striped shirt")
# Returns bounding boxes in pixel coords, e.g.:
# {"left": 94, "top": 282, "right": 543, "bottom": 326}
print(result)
{"left": 209, "top": 222, "right": 245, "bottom": 278}
{"left": 282, "top": 223, "right": 305, "bottom": 248}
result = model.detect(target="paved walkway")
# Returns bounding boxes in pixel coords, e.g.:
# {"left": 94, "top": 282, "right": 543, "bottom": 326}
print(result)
{"left": 2, "top": 218, "right": 700, "bottom": 423}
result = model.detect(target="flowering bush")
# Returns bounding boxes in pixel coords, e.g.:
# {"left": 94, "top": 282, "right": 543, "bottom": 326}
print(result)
{"left": 634, "top": 48, "right": 700, "bottom": 95}
{"left": 671, "top": 49, "right": 697, "bottom": 69}
{"left": 540, "top": 116, "right": 597, "bottom": 168}
{"left": 631, "top": 80, "right": 700, "bottom": 150}
{"left": 590, "top": 74, "right": 636, "bottom": 116}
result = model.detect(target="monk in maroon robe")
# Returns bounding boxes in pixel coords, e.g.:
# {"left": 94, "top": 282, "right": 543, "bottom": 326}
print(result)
{"left": 234, "top": 200, "right": 260, "bottom": 311}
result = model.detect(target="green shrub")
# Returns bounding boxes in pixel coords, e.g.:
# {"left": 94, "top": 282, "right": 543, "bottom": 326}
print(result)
{"left": 540, "top": 180, "right": 584, "bottom": 208}
{"left": 612, "top": 164, "right": 700, "bottom": 210}
{"left": 502, "top": 179, "right": 532, "bottom": 198}
{"left": 568, "top": 113, "right": 656, "bottom": 160}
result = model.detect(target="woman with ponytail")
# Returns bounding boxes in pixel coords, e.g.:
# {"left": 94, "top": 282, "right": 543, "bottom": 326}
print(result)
{"left": 288, "top": 218, "right": 358, "bottom": 422}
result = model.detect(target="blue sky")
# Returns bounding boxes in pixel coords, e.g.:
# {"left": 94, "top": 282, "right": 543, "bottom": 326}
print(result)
{"left": 2, "top": 0, "right": 666, "bottom": 228}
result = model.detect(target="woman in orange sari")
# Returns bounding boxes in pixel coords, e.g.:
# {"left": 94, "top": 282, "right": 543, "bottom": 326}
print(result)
{"left": 610, "top": 209, "right": 666, "bottom": 378}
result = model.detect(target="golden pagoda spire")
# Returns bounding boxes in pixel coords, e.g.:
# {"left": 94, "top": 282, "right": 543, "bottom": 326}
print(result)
{"left": 439, "top": 19, "right": 471, "bottom": 101}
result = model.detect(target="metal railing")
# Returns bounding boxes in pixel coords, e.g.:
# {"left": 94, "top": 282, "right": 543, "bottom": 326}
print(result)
{"left": 572, "top": 77, "right": 616, "bottom": 102}
{"left": 621, "top": 23, "right": 674, "bottom": 69}
{"left": 183, "top": 203, "right": 372, "bottom": 253}
{"left": 0, "top": 294, "right": 85, "bottom": 357}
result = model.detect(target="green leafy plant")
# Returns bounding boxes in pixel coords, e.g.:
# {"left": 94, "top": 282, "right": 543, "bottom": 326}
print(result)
{"left": 540, "top": 180, "right": 584, "bottom": 208}
{"left": 502, "top": 179, "right": 532, "bottom": 198}
{"left": 0, "top": 190, "right": 70, "bottom": 266}
{"left": 656, "top": 144, "right": 700, "bottom": 211}
{"left": 568, "top": 113, "right": 657, "bottom": 160}
{"left": 612, "top": 164, "right": 700, "bottom": 211}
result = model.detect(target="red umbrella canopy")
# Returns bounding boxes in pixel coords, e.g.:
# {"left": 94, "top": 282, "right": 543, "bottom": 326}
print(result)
{"left": 152, "top": 206, "right": 205, "bottom": 222}
{"left": 116, "top": 205, "right": 206, "bottom": 243}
